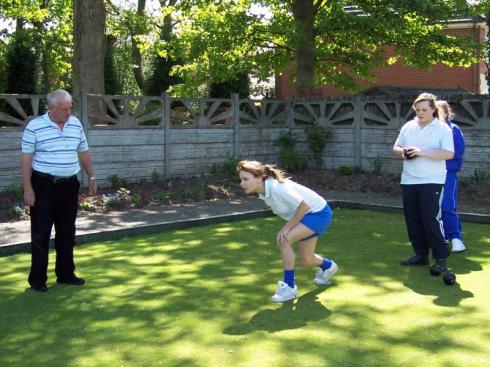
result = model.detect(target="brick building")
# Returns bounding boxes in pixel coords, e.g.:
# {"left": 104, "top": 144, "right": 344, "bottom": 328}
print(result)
{"left": 275, "top": 16, "right": 488, "bottom": 98}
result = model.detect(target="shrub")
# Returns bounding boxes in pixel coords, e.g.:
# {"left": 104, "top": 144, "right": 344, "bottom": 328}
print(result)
{"left": 277, "top": 130, "right": 297, "bottom": 149}
{"left": 153, "top": 192, "right": 171, "bottom": 205}
{"left": 338, "top": 165, "right": 364, "bottom": 176}
{"left": 278, "top": 147, "right": 308, "bottom": 172}
{"left": 108, "top": 174, "right": 122, "bottom": 189}
{"left": 3, "top": 183, "right": 23, "bottom": 200}
{"left": 151, "top": 169, "right": 162, "bottom": 184}
{"left": 372, "top": 156, "right": 383, "bottom": 175}
{"left": 194, "top": 176, "right": 210, "bottom": 201}
{"left": 132, "top": 193, "right": 144, "bottom": 207}
{"left": 304, "top": 124, "right": 331, "bottom": 168}
{"left": 209, "top": 157, "right": 241, "bottom": 178}
{"left": 276, "top": 131, "right": 308, "bottom": 172}
{"left": 470, "top": 169, "right": 489, "bottom": 184}
{"left": 7, "top": 206, "right": 24, "bottom": 220}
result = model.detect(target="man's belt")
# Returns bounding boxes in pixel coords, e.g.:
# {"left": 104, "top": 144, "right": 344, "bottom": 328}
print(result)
{"left": 32, "top": 170, "right": 77, "bottom": 183}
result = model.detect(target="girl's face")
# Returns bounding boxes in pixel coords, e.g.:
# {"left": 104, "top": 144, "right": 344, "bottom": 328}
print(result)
{"left": 239, "top": 170, "right": 264, "bottom": 194}
{"left": 438, "top": 108, "right": 448, "bottom": 122}
{"left": 414, "top": 101, "right": 435, "bottom": 125}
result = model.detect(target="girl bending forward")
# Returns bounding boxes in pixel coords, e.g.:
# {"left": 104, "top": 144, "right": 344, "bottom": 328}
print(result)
{"left": 237, "top": 160, "right": 338, "bottom": 302}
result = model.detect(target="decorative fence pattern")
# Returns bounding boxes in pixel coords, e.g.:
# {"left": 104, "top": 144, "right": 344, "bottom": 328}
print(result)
{"left": 1, "top": 92, "right": 489, "bottom": 191}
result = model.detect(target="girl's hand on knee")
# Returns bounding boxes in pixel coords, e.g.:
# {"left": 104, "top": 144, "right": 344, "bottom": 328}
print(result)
{"left": 277, "top": 227, "right": 290, "bottom": 246}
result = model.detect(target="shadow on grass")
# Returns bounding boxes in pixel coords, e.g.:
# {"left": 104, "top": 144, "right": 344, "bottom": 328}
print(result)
{"left": 402, "top": 267, "right": 474, "bottom": 307}
{"left": 224, "top": 288, "right": 332, "bottom": 334}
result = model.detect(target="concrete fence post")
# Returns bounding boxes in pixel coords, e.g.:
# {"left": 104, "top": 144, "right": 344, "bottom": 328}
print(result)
{"left": 232, "top": 93, "right": 240, "bottom": 159}
{"left": 163, "top": 93, "right": 171, "bottom": 179}
{"left": 79, "top": 90, "right": 89, "bottom": 187}
{"left": 354, "top": 95, "right": 362, "bottom": 168}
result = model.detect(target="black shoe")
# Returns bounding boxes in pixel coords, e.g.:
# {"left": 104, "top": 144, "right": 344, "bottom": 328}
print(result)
{"left": 31, "top": 283, "right": 48, "bottom": 292}
{"left": 430, "top": 259, "right": 448, "bottom": 274}
{"left": 57, "top": 276, "right": 85, "bottom": 286}
{"left": 400, "top": 255, "right": 428, "bottom": 266}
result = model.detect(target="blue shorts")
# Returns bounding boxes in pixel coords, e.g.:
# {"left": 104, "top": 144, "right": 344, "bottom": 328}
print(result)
{"left": 299, "top": 204, "right": 333, "bottom": 241}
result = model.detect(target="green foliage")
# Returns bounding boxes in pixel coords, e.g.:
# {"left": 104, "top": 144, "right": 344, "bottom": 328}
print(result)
{"left": 172, "top": 1, "right": 484, "bottom": 94}
{"left": 132, "top": 193, "right": 143, "bottom": 208}
{"left": 304, "top": 124, "right": 331, "bottom": 168}
{"left": 1, "top": 0, "right": 485, "bottom": 96}
{"left": 176, "top": 176, "right": 211, "bottom": 201}
{"left": 372, "top": 155, "right": 383, "bottom": 175}
{"left": 103, "top": 187, "right": 132, "bottom": 210}
{"left": 277, "top": 130, "right": 297, "bottom": 149}
{"left": 470, "top": 169, "right": 489, "bottom": 184}
{"left": 151, "top": 169, "right": 162, "bottom": 184}
{"left": 178, "top": 186, "right": 195, "bottom": 199}
{"left": 144, "top": 56, "right": 183, "bottom": 96}
{"left": 209, "top": 72, "right": 250, "bottom": 98}
{"left": 104, "top": 36, "right": 122, "bottom": 96}
{"left": 7, "top": 205, "right": 24, "bottom": 220}
{"left": 338, "top": 165, "right": 364, "bottom": 176}
{"left": 2, "top": 183, "right": 23, "bottom": 200}
{"left": 278, "top": 147, "right": 308, "bottom": 172}
{"left": 277, "top": 130, "right": 308, "bottom": 172}
{"left": 209, "top": 157, "right": 241, "bottom": 178}
{"left": 153, "top": 192, "right": 171, "bottom": 205}
{"left": 108, "top": 174, "right": 122, "bottom": 189}
{"left": 461, "top": 169, "right": 489, "bottom": 186}
{"left": 1, "top": 0, "right": 73, "bottom": 92}
{"left": 0, "top": 41, "right": 7, "bottom": 93}
{"left": 5, "top": 29, "right": 38, "bottom": 94}
{"left": 194, "top": 176, "right": 210, "bottom": 201}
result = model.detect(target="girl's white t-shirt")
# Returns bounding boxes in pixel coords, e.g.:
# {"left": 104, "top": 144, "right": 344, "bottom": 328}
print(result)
{"left": 259, "top": 178, "right": 327, "bottom": 221}
{"left": 394, "top": 118, "right": 454, "bottom": 184}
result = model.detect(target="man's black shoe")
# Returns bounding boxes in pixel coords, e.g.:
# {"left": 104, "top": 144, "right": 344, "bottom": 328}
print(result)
{"left": 400, "top": 255, "right": 429, "bottom": 266}
{"left": 31, "top": 283, "right": 48, "bottom": 292}
{"left": 57, "top": 276, "right": 85, "bottom": 286}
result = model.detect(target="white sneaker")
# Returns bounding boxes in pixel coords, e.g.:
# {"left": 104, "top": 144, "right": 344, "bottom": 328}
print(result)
{"left": 271, "top": 281, "right": 298, "bottom": 302}
{"left": 314, "top": 261, "right": 339, "bottom": 285}
{"left": 451, "top": 239, "right": 466, "bottom": 253}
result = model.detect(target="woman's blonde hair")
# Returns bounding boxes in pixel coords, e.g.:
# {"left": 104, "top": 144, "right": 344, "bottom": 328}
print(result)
{"left": 412, "top": 92, "right": 439, "bottom": 118}
{"left": 436, "top": 100, "right": 455, "bottom": 122}
{"left": 236, "top": 160, "right": 287, "bottom": 183}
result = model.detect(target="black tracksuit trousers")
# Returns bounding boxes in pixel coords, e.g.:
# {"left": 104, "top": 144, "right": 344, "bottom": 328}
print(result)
{"left": 402, "top": 183, "right": 449, "bottom": 260}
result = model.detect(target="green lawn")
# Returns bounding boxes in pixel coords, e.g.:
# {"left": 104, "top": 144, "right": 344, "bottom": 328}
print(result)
{"left": 0, "top": 209, "right": 489, "bottom": 367}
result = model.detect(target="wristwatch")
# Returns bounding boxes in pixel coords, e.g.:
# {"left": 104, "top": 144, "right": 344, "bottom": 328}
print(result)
{"left": 89, "top": 176, "right": 96, "bottom": 181}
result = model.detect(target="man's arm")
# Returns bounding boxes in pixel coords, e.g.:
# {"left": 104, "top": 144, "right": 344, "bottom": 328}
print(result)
{"left": 21, "top": 153, "right": 35, "bottom": 206}
{"left": 78, "top": 151, "right": 97, "bottom": 195}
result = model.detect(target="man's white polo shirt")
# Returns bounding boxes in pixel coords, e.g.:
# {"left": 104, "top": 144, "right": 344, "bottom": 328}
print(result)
{"left": 21, "top": 113, "right": 89, "bottom": 177}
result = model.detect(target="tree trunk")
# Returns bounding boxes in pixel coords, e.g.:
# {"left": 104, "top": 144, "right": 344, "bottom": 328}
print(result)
{"left": 73, "top": 0, "right": 105, "bottom": 99}
{"left": 130, "top": 0, "right": 146, "bottom": 92}
{"left": 33, "top": 0, "right": 50, "bottom": 94}
{"left": 292, "top": 0, "right": 316, "bottom": 96}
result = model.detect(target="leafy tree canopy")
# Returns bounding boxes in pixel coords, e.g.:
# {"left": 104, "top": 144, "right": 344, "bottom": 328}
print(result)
{"left": 0, "top": 0, "right": 73, "bottom": 91}
{"left": 1, "top": 0, "right": 488, "bottom": 96}
{"left": 170, "top": 0, "right": 487, "bottom": 94}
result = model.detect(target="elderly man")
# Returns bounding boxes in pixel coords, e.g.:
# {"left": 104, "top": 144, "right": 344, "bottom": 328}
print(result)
{"left": 21, "top": 89, "right": 97, "bottom": 292}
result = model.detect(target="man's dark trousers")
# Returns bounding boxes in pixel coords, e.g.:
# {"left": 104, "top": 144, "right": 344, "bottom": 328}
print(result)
{"left": 402, "top": 183, "right": 449, "bottom": 260}
{"left": 28, "top": 172, "right": 80, "bottom": 286}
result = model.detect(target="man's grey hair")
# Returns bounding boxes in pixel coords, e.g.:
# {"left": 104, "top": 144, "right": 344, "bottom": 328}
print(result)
{"left": 47, "top": 89, "right": 72, "bottom": 108}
